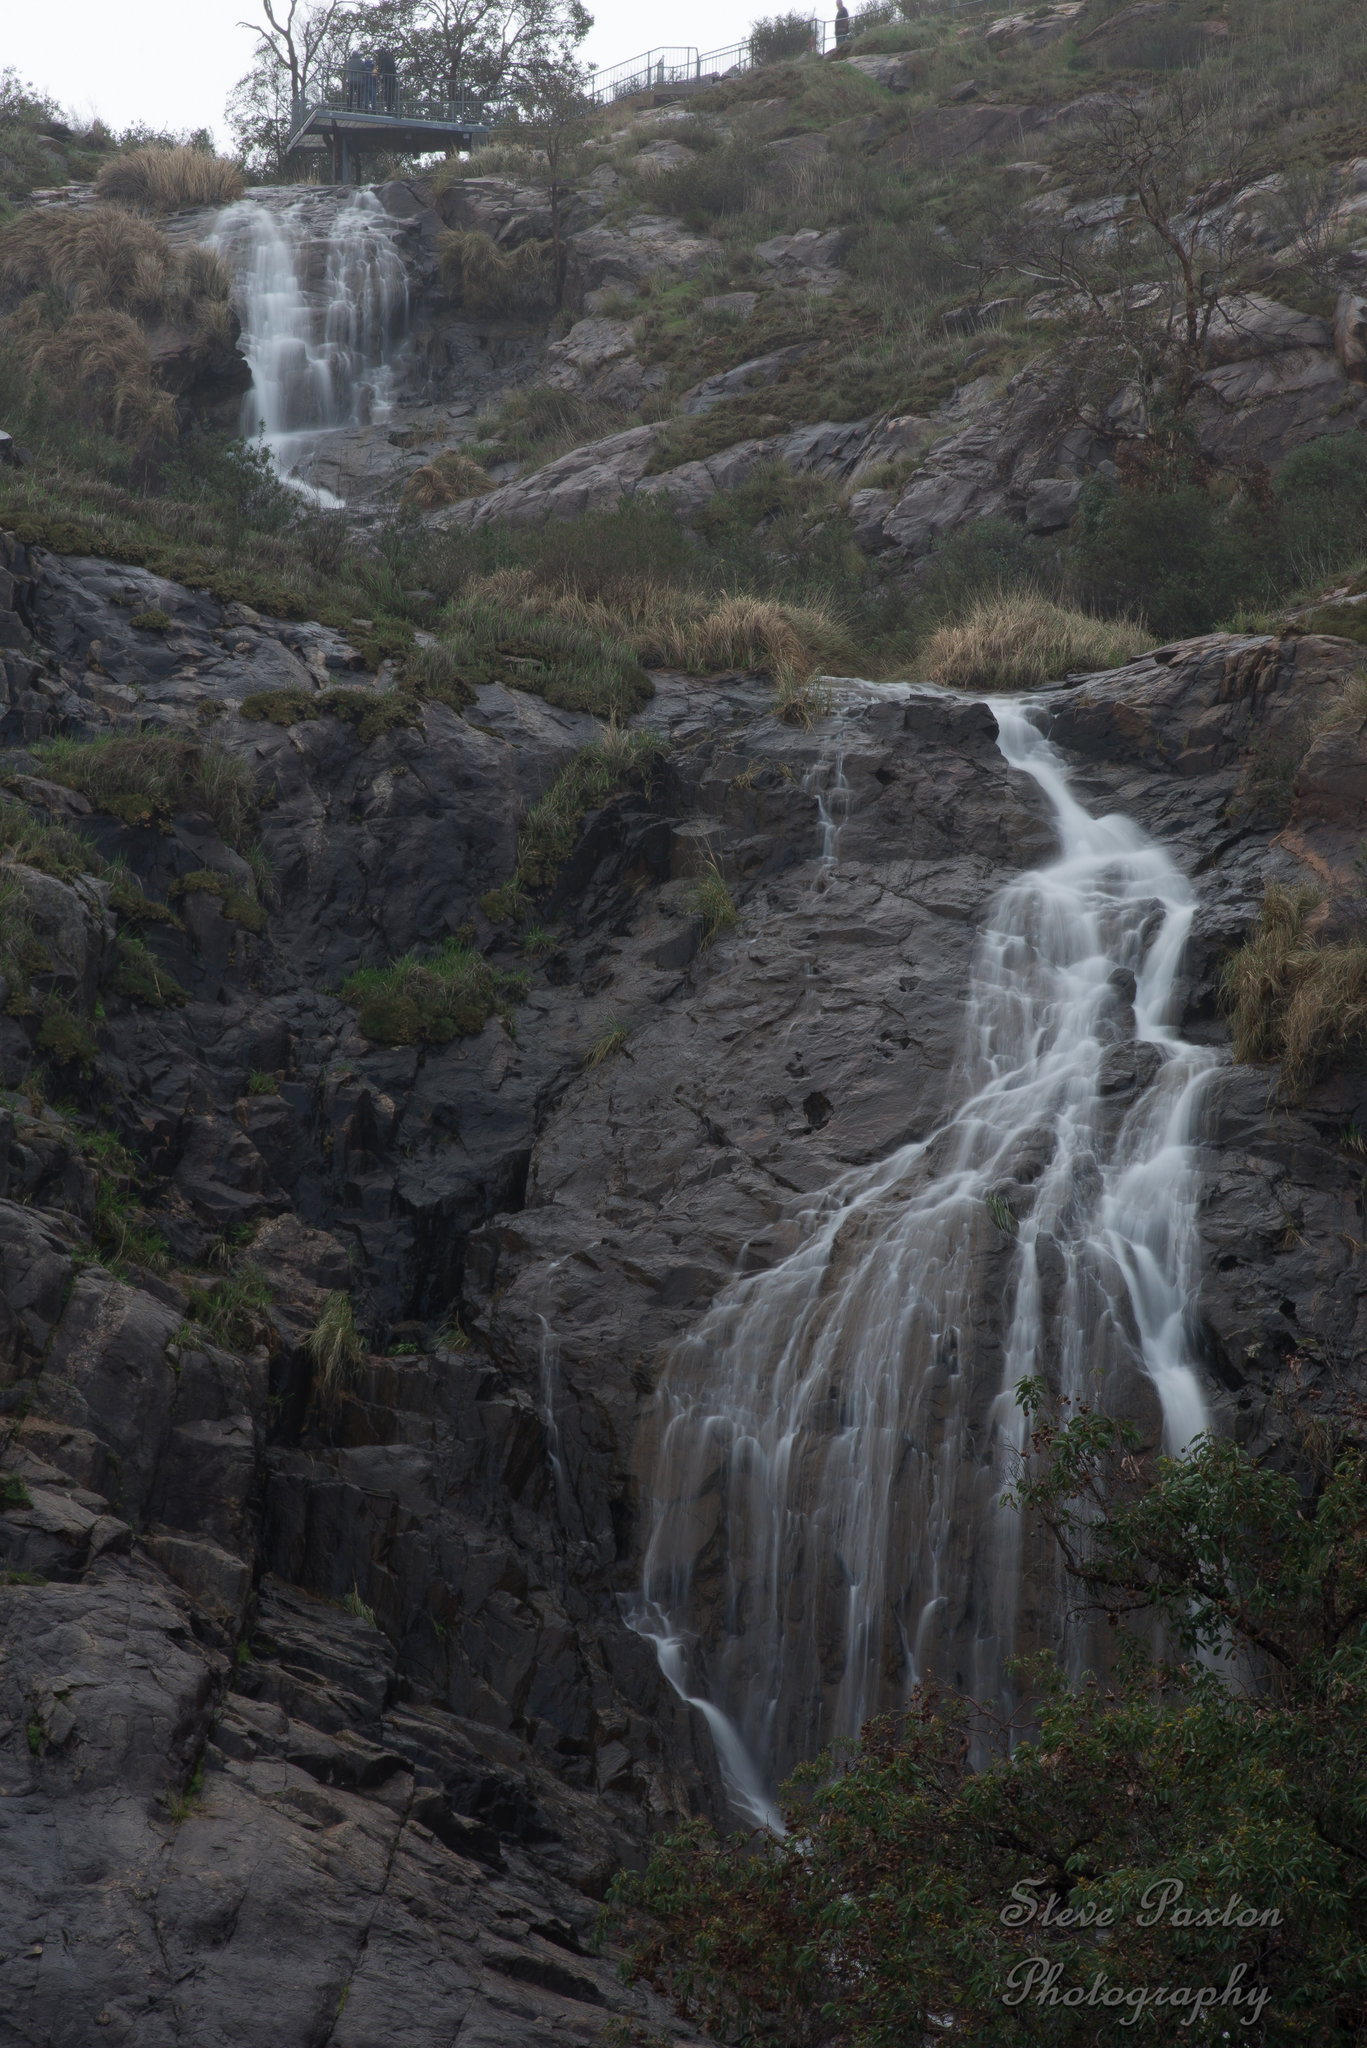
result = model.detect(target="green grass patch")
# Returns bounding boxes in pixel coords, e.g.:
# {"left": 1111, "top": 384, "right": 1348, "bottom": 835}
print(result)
{"left": 33, "top": 734, "right": 257, "bottom": 849}
{"left": 239, "top": 686, "right": 424, "bottom": 746}
{"left": 340, "top": 937, "right": 527, "bottom": 1046}
{"left": 512, "top": 727, "right": 667, "bottom": 896}
{"left": 179, "top": 1264, "right": 272, "bottom": 1351}
{"left": 168, "top": 869, "right": 267, "bottom": 932}
{"left": 108, "top": 933, "right": 188, "bottom": 1007}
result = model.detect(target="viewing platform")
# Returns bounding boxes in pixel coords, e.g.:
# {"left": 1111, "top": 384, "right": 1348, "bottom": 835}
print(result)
{"left": 286, "top": 94, "right": 491, "bottom": 183}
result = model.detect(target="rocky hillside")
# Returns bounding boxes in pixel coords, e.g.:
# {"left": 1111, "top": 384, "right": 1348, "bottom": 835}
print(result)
{"left": 0, "top": 519, "right": 1364, "bottom": 2039}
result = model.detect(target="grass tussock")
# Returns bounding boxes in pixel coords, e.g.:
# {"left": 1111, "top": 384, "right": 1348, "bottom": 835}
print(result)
{"left": 510, "top": 724, "right": 666, "bottom": 897}
{"left": 689, "top": 852, "right": 739, "bottom": 949}
{"left": 917, "top": 592, "right": 1154, "bottom": 693}
{"left": 460, "top": 567, "right": 847, "bottom": 712}
{"left": 401, "top": 450, "right": 495, "bottom": 509}
{"left": 94, "top": 146, "right": 245, "bottom": 214}
{"left": 584, "top": 1018, "right": 629, "bottom": 1069}
{"left": 1221, "top": 884, "right": 1367, "bottom": 1101}
{"left": 34, "top": 734, "right": 257, "bottom": 848}
{"left": 438, "top": 229, "right": 555, "bottom": 320}
{"left": 340, "top": 937, "right": 527, "bottom": 1046}
{"left": 307, "top": 1291, "right": 365, "bottom": 1397}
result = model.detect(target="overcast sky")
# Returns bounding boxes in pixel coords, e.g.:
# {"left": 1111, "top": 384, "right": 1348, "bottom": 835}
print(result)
{"left": 8, "top": 0, "right": 752, "bottom": 148}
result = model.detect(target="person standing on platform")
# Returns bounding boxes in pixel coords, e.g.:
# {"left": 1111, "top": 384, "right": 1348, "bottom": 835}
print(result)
{"left": 835, "top": 2, "right": 851, "bottom": 45}
{"left": 361, "top": 53, "right": 377, "bottom": 110}
{"left": 377, "top": 49, "right": 397, "bottom": 115}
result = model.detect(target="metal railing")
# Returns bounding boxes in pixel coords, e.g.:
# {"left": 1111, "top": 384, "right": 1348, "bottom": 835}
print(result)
{"left": 586, "top": 22, "right": 839, "bottom": 103}
{"left": 291, "top": 84, "right": 490, "bottom": 130}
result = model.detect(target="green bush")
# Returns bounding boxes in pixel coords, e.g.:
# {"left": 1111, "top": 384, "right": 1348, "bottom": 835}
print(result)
{"left": 35, "top": 1003, "right": 97, "bottom": 1068}
{"left": 610, "top": 1394, "right": 1367, "bottom": 2045}
{"left": 340, "top": 937, "right": 526, "bottom": 1046}
{"left": 749, "top": 12, "right": 820, "bottom": 64}
{"left": 1072, "top": 479, "right": 1259, "bottom": 639}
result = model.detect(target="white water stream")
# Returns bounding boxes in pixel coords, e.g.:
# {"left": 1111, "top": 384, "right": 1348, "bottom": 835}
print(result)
{"left": 633, "top": 697, "right": 1220, "bottom": 1827}
{"left": 210, "top": 188, "right": 410, "bottom": 503}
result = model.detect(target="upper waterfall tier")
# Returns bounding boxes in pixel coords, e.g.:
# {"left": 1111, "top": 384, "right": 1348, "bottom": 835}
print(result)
{"left": 210, "top": 187, "right": 410, "bottom": 503}
{"left": 633, "top": 693, "right": 1221, "bottom": 1825}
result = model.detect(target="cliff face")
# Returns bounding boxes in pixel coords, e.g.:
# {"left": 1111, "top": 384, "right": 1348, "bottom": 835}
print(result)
{"left": 1, "top": 515, "right": 1364, "bottom": 2038}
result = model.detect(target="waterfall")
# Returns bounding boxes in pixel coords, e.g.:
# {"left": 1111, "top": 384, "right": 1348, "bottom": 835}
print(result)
{"left": 632, "top": 694, "right": 1220, "bottom": 1826}
{"left": 210, "top": 187, "right": 410, "bottom": 503}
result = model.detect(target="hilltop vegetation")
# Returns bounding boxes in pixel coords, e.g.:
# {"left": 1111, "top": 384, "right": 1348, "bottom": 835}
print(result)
{"left": 7, "top": 0, "right": 1367, "bottom": 695}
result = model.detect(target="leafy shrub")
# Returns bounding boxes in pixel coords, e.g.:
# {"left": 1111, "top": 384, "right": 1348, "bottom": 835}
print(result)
{"left": 35, "top": 1003, "right": 97, "bottom": 1069}
{"left": 609, "top": 1396, "right": 1367, "bottom": 2045}
{"left": 1072, "top": 478, "right": 1257, "bottom": 639}
{"left": 1274, "top": 433, "right": 1367, "bottom": 584}
{"left": 340, "top": 937, "right": 526, "bottom": 1045}
{"left": 34, "top": 734, "right": 257, "bottom": 848}
{"left": 1221, "top": 883, "right": 1367, "bottom": 1100}
{"left": 94, "top": 145, "right": 244, "bottom": 212}
{"left": 749, "top": 13, "right": 820, "bottom": 64}
{"left": 917, "top": 591, "right": 1152, "bottom": 690}
{"left": 130, "top": 607, "right": 172, "bottom": 631}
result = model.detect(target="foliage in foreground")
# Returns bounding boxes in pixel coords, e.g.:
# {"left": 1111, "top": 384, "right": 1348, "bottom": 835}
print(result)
{"left": 610, "top": 1390, "right": 1367, "bottom": 2045}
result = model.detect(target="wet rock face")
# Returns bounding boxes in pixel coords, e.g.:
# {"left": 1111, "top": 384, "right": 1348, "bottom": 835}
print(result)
{"left": 2, "top": 531, "right": 1366, "bottom": 2038}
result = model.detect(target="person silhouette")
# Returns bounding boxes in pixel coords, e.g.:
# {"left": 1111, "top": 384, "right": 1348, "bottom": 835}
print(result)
{"left": 361, "top": 53, "right": 377, "bottom": 111}
{"left": 835, "top": 1, "right": 851, "bottom": 45}
{"left": 377, "top": 49, "right": 397, "bottom": 115}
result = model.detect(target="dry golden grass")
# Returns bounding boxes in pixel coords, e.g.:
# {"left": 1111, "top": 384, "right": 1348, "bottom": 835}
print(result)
{"left": 1221, "top": 883, "right": 1367, "bottom": 1100}
{"left": 917, "top": 591, "right": 1153, "bottom": 692}
{"left": 0, "top": 206, "right": 231, "bottom": 442}
{"left": 94, "top": 145, "right": 245, "bottom": 213}
{"left": 401, "top": 450, "right": 495, "bottom": 509}
{"left": 472, "top": 567, "right": 850, "bottom": 682}
{"left": 0, "top": 205, "right": 229, "bottom": 317}
{"left": 22, "top": 309, "right": 177, "bottom": 442}
{"left": 438, "top": 227, "right": 555, "bottom": 318}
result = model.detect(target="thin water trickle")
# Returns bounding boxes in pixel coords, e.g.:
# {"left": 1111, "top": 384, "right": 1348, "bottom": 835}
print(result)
{"left": 631, "top": 694, "right": 1221, "bottom": 1823}
{"left": 210, "top": 188, "right": 409, "bottom": 503}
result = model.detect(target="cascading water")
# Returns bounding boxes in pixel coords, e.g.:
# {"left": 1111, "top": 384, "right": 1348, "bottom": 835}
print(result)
{"left": 210, "top": 187, "right": 410, "bottom": 501}
{"left": 633, "top": 694, "right": 1220, "bottom": 1827}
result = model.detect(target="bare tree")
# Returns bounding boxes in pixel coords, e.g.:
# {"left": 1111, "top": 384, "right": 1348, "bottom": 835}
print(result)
{"left": 238, "top": 0, "right": 345, "bottom": 117}
{"left": 509, "top": 56, "right": 591, "bottom": 303}
{"left": 1010, "top": 82, "right": 1262, "bottom": 414}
